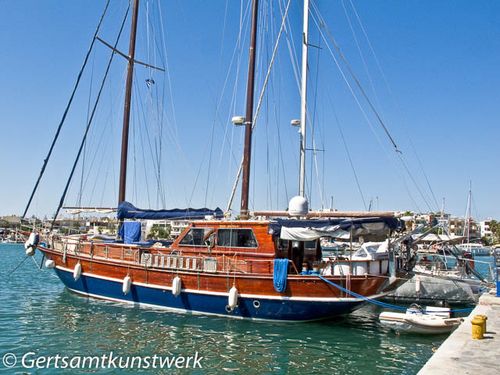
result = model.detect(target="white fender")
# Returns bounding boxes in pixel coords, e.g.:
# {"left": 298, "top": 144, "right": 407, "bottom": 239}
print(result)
{"left": 228, "top": 286, "right": 238, "bottom": 309}
{"left": 24, "top": 232, "right": 37, "bottom": 249}
{"left": 25, "top": 248, "right": 35, "bottom": 257}
{"left": 45, "top": 259, "right": 55, "bottom": 269}
{"left": 73, "top": 262, "right": 82, "bottom": 281}
{"left": 172, "top": 276, "right": 182, "bottom": 297}
{"left": 415, "top": 276, "right": 421, "bottom": 293}
{"left": 123, "top": 275, "right": 132, "bottom": 295}
{"left": 24, "top": 232, "right": 39, "bottom": 256}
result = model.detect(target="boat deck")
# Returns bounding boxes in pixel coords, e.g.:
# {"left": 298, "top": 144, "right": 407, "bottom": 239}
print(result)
{"left": 418, "top": 290, "right": 500, "bottom": 374}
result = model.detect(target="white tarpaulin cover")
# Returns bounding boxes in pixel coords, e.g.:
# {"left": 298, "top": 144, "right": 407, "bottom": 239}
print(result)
{"left": 279, "top": 221, "right": 391, "bottom": 241}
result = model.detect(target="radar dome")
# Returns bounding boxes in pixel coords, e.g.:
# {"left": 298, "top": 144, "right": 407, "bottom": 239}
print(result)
{"left": 288, "top": 196, "right": 309, "bottom": 217}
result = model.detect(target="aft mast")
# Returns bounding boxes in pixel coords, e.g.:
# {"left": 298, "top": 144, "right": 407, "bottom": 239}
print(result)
{"left": 299, "top": 0, "right": 309, "bottom": 198}
{"left": 287, "top": 0, "right": 310, "bottom": 217}
{"left": 240, "top": 0, "right": 259, "bottom": 220}
{"left": 118, "top": 0, "right": 140, "bottom": 205}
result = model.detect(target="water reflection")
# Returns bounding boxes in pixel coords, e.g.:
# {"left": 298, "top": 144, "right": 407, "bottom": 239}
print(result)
{"left": 1, "top": 245, "right": 445, "bottom": 374}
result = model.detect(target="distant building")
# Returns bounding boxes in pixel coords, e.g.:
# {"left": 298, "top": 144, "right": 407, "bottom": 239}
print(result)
{"left": 448, "top": 216, "right": 480, "bottom": 240}
{"left": 144, "top": 219, "right": 189, "bottom": 240}
{"left": 411, "top": 213, "right": 481, "bottom": 240}
{"left": 169, "top": 220, "right": 190, "bottom": 238}
{"left": 437, "top": 214, "right": 450, "bottom": 232}
{"left": 0, "top": 215, "right": 22, "bottom": 225}
{"left": 51, "top": 216, "right": 117, "bottom": 235}
{"left": 479, "top": 219, "right": 493, "bottom": 238}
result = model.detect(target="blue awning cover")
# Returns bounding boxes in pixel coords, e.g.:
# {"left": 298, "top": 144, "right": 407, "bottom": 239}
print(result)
{"left": 117, "top": 201, "right": 224, "bottom": 220}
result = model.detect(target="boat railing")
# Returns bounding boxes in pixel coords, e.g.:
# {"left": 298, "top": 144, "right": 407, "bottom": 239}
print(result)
{"left": 46, "top": 237, "right": 394, "bottom": 278}
{"left": 220, "top": 256, "right": 250, "bottom": 274}
{"left": 141, "top": 253, "right": 266, "bottom": 274}
{"left": 140, "top": 252, "right": 204, "bottom": 272}
{"left": 143, "top": 252, "right": 300, "bottom": 275}
{"left": 48, "top": 237, "right": 142, "bottom": 264}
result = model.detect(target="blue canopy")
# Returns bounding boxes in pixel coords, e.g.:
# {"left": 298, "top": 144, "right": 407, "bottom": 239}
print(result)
{"left": 117, "top": 201, "right": 224, "bottom": 220}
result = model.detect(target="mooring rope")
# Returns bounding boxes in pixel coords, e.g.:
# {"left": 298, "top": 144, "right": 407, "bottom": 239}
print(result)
{"left": 317, "top": 275, "right": 474, "bottom": 314}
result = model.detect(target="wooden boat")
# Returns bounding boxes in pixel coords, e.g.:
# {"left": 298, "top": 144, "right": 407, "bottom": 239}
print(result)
{"left": 379, "top": 305, "right": 463, "bottom": 334}
{"left": 24, "top": 0, "right": 413, "bottom": 321}
{"left": 35, "top": 213, "right": 405, "bottom": 321}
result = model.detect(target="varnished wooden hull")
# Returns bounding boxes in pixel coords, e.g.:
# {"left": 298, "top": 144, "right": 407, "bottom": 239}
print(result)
{"left": 38, "top": 243, "right": 393, "bottom": 321}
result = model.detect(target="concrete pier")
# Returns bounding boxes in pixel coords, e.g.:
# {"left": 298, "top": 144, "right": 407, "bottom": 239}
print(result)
{"left": 418, "top": 290, "right": 500, "bottom": 375}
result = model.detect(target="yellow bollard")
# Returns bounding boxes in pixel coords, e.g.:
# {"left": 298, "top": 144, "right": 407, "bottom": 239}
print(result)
{"left": 476, "top": 314, "right": 487, "bottom": 333}
{"left": 471, "top": 315, "right": 485, "bottom": 339}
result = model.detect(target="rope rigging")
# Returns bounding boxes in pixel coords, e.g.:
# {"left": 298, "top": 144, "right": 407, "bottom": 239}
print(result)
{"left": 22, "top": 0, "right": 111, "bottom": 219}
{"left": 310, "top": 1, "right": 440, "bottom": 213}
{"left": 226, "top": 0, "right": 292, "bottom": 213}
{"left": 50, "top": 4, "right": 131, "bottom": 229}
{"left": 317, "top": 276, "right": 474, "bottom": 314}
{"left": 329, "top": 93, "right": 368, "bottom": 210}
{"left": 190, "top": 0, "right": 251, "bottom": 209}
{"left": 341, "top": 0, "right": 385, "bottom": 120}
{"left": 77, "top": 97, "right": 117, "bottom": 208}
{"left": 311, "top": 1, "right": 400, "bottom": 154}
{"left": 343, "top": 0, "right": 440, "bottom": 212}
{"left": 308, "top": 36, "right": 326, "bottom": 208}
{"left": 77, "top": 52, "right": 96, "bottom": 210}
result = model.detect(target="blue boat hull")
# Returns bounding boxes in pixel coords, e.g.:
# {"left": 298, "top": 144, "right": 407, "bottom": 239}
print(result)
{"left": 55, "top": 268, "right": 364, "bottom": 321}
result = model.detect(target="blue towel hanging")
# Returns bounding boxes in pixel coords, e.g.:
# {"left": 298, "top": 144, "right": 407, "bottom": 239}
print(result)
{"left": 273, "top": 259, "right": 288, "bottom": 293}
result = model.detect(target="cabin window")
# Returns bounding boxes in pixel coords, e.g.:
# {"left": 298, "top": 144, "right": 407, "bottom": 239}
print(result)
{"left": 178, "top": 228, "right": 213, "bottom": 246}
{"left": 304, "top": 240, "right": 317, "bottom": 250}
{"left": 274, "top": 238, "right": 290, "bottom": 258}
{"left": 217, "top": 228, "right": 257, "bottom": 248}
{"left": 276, "top": 239, "right": 289, "bottom": 252}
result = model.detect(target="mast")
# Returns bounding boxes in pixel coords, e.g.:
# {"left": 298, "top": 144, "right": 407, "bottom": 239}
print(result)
{"left": 299, "top": 0, "right": 309, "bottom": 197}
{"left": 463, "top": 181, "right": 472, "bottom": 246}
{"left": 118, "top": 0, "right": 140, "bottom": 205}
{"left": 240, "top": 0, "right": 259, "bottom": 220}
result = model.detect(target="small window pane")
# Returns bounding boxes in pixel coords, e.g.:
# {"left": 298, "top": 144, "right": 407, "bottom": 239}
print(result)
{"left": 179, "top": 228, "right": 212, "bottom": 246}
{"left": 217, "top": 229, "right": 257, "bottom": 248}
{"left": 304, "top": 240, "right": 317, "bottom": 250}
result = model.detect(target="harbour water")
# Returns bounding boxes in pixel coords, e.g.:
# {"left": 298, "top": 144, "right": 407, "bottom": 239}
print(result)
{"left": 1, "top": 244, "right": 490, "bottom": 374}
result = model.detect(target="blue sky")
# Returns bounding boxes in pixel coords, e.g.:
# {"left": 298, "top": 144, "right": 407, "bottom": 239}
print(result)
{"left": 1, "top": 0, "right": 499, "bottom": 220}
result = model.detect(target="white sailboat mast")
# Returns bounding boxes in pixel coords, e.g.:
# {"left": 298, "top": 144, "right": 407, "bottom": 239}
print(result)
{"left": 463, "top": 181, "right": 472, "bottom": 246}
{"left": 299, "top": 0, "right": 309, "bottom": 197}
